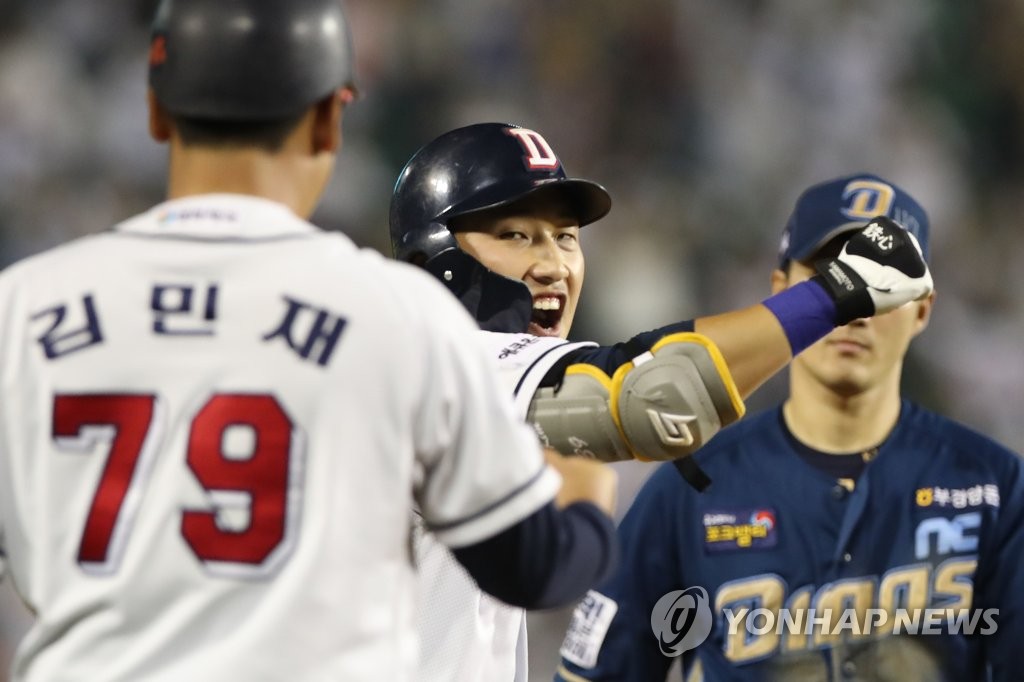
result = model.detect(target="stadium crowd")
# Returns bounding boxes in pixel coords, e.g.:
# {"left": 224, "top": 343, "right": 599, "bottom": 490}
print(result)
{"left": 2, "top": 1, "right": 1023, "bottom": 679}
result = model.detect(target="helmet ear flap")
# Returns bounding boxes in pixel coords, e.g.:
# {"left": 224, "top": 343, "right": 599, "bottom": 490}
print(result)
{"left": 423, "top": 249, "right": 533, "bottom": 333}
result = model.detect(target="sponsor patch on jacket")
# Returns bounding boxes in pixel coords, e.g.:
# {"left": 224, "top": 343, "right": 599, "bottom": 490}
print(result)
{"left": 915, "top": 484, "right": 999, "bottom": 509}
{"left": 703, "top": 508, "right": 777, "bottom": 553}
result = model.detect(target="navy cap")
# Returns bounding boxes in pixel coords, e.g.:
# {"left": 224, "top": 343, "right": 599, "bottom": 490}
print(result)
{"left": 777, "top": 173, "right": 929, "bottom": 266}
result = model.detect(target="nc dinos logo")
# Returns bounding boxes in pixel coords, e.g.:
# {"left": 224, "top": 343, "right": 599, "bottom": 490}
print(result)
{"left": 650, "top": 586, "right": 713, "bottom": 656}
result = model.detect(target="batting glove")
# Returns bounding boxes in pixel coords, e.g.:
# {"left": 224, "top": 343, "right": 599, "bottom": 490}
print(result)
{"left": 813, "top": 216, "right": 934, "bottom": 325}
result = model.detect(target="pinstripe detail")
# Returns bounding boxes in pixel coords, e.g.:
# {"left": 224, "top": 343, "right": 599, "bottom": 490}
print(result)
{"left": 427, "top": 463, "right": 548, "bottom": 532}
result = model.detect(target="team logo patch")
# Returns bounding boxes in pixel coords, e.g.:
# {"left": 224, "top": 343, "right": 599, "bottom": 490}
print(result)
{"left": 703, "top": 508, "right": 777, "bottom": 553}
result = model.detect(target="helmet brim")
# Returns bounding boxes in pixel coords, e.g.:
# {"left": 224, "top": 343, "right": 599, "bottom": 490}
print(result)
{"left": 439, "top": 177, "right": 612, "bottom": 228}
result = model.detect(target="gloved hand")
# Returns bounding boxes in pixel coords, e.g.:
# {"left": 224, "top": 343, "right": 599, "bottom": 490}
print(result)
{"left": 813, "top": 216, "right": 933, "bottom": 325}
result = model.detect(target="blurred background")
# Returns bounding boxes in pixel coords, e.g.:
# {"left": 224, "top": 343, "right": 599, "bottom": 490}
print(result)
{"left": 2, "top": 0, "right": 1023, "bottom": 679}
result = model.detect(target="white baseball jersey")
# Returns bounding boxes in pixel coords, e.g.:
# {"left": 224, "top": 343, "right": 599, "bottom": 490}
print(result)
{"left": 415, "top": 332, "right": 596, "bottom": 681}
{"left": 0, "top": 194, "right": 561, "bottom": 682}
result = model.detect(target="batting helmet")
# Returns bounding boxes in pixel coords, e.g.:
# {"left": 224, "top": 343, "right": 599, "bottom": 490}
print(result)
{"left": 148, "top": 0, "right": 355, "bottom": 120}
{"left": 389, "top": 123, "right": 612, "bottom": 265}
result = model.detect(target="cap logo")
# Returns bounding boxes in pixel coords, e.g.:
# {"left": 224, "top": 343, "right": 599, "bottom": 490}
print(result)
{"left": 841, "top": 180, "right": 895, "bottom": 221}
{"left": 506, "top": 128, "right": 560, "bottom": 170}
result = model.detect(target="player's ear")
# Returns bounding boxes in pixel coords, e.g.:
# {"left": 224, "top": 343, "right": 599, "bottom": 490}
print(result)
{"left": 147, "top": 88, "right": 172, "bottom": 143}
{"left": 910, "top": 290, "right": 935, "bottom": 337}
{"left": 312, "top": 87, "right": 354, "bottom": 154}
{"left": 770, "top": 268, "right": 789, "bottom": 295}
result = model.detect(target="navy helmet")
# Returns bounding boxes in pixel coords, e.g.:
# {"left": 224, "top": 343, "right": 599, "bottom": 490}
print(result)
{"left": 390, "top": 122, "right": 610, "bottom": 263}
{"left": 389, "top": 123, "right": 610, "bottom": 331}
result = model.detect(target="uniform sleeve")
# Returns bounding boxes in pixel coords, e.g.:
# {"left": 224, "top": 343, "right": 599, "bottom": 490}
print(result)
{"left": 555, "top": 464, "right": 686, "bottom": 681}
{"left": 411, "top": 282, "right": 561, "bottom": 549}
{"left": 972, "top": 449, "right": 1024, "bottom": 681}
{"left": 452, "top": 501, "right": 618, "bottom": 610}
{"left": 550, "top": 320, "right": 696, "bottom": 377}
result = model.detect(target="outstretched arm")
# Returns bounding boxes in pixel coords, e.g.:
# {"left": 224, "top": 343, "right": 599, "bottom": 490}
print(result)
{"left": 693, "top": 296, "right": 797, "bottom": 398}
{"left": 530, "top": 217, "right": 932, "bottom": 464}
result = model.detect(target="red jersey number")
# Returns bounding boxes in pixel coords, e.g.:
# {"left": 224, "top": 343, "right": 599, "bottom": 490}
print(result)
{"left": 53, "top": 393, "right": 298, "bottom": 576}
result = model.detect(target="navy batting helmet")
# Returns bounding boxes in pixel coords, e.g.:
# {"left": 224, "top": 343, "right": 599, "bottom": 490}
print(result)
{"left": 388, "top": 123, "right": 611, "bottom": 333}
{"left": 148, "top": 0, "right": 355, "bottom": 120}
{"left": 389, "top": 123, "right": 611, "bottom": 265}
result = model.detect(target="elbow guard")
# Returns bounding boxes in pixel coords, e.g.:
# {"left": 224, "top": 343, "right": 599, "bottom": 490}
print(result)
{"left": 527, "top": 333, "right": 745, "bottom": 462}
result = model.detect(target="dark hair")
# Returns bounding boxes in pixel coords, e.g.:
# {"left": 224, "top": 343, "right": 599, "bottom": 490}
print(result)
{"left": 172, "top": 112, "right": 307, "bottom": 152}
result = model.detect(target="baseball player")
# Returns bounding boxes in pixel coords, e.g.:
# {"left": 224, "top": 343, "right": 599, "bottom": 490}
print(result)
{"left": 554, "top": 174, "right": 1024, "bottom": 681}
{"left": 388, "top": 126, "right": 935, "bottom": 680}
{"left": 0, "top": 3, "right": 622, "bottom": 681}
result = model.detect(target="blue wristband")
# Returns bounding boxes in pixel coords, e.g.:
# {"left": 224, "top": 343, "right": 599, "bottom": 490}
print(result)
{"left": 761, "top": 280, "right": 838, "bottom": 355}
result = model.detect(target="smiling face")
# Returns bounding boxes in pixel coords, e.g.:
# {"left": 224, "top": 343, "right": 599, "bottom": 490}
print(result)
{"left": 449, "top": 191, "right": 584, "bottom": 338}
{"left": 773, "top": 255, "right": 933, "bottom": 399}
